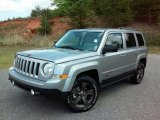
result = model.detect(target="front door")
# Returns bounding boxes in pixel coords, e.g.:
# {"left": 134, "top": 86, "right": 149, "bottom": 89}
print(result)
{"left": 102, "top": 32, "right": 127, "bottom": 84}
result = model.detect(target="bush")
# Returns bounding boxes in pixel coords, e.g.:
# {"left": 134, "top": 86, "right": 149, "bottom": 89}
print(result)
{"left": 69, "top": 0, "right": 96, "bottom": 28}
{"left": 38, "top": 16, "right": 52, "bottom": 35}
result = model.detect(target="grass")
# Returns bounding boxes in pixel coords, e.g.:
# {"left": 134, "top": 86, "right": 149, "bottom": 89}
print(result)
{"left": 148, "top": 46, "right": 160, "bottom": 54}
{"left": 0, "top": 33, "right": 57, "bottom": 70}
{"left": 0, "top": 46, "right": 35, "bottom": 70}
{"left": 0, "top": 34, "right": 53, "bottom": 47}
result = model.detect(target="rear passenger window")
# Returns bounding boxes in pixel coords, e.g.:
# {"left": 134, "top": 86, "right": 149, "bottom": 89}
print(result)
{"left": 136, "top": 34, "right": 144, "bottom": 46}
{"left": 106, "top": 33, "right": 123, "bottom": 49}
{"left": 124, "top": 33, "right": 136, "bottom": 48}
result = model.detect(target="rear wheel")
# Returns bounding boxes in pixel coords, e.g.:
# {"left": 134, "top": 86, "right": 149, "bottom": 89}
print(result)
{"left": 66, "top": 75, "right": 98, "bottom": 112}
{"left": 131, "top": 62, "right": 145, "bottom": 84}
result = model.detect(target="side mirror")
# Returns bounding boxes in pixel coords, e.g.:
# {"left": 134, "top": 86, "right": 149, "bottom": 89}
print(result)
{"left": 102, "top": 44, "right": 118, "bottom": 54}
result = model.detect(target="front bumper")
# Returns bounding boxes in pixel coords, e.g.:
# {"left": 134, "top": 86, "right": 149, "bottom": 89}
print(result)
{"left": 9, "top": 67, "right": 69, "bottom": 97}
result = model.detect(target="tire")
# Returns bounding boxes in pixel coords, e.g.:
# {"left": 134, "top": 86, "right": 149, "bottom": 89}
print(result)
{"left": 131, "top": 62, "right": 145, "bottom": 84}
{"left": 66, "top": 75, "right": 98, "bottom": 112}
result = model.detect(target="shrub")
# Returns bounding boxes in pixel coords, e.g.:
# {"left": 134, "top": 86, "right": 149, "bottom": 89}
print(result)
{"left": 38, "top": 16, "right": 52, "bottom": 35}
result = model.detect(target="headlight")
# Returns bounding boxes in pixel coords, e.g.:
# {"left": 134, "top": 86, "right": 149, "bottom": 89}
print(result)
{"left": 43, "top": 63, "right": 54, "bottom": 76}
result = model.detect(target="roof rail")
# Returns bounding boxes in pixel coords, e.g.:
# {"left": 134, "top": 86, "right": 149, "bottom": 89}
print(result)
{"left": 118, "top": 27, "right": 133, "bottom": 30}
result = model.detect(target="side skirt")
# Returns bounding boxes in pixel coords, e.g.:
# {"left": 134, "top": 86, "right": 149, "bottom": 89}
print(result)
{"left": 100, "top": 70, "right": 135, "bottom": 88}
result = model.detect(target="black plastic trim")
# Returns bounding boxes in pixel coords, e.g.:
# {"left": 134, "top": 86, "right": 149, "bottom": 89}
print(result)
{"left": 100, "top": 70, "right": 134, "bottom": 87}
{"left": 9, "top": 76, "right": 69, "bottom": 99}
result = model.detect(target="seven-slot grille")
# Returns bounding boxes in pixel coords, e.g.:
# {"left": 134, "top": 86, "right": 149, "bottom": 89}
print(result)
{"left": 15, "top": 56, "right": 40, "bottom": 78}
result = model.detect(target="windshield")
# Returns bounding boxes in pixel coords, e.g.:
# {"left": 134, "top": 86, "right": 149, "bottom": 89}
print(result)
{"left": 55, "top": 31, "right": 104, "bottom": 51}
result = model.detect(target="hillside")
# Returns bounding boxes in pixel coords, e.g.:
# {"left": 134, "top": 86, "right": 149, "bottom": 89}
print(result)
{"left": 0, "top": 17, "right": 71, "bottom": 40}
{"left": 1, "top": 17, "right": 160, "bottom": 38}
{"left": 0, "top": 17, "right": 160, "bottom": 47}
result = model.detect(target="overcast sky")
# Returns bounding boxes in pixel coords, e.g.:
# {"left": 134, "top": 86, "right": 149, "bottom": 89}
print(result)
{"left": 0, "top": 0, "right": 53, "bottom": 21}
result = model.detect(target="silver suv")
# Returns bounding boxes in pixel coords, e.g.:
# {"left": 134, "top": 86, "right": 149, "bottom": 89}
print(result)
{"left": 9, "top": 28, "right": 148, "bottom": 112}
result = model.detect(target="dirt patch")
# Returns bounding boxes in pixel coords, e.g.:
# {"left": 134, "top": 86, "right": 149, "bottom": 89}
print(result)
{"left": 0, "top": 17, "right": 72, "bottom": 39}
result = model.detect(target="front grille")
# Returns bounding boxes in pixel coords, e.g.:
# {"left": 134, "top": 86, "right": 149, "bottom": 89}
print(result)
{"left": 15, "top": 56, "right": 41, "bottom": 78}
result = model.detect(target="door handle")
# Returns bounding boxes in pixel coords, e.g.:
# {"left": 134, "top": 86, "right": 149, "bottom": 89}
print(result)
{"left": 120, "top": 54, "right": 125, "bottom": 56}
{"left": 134, "top": 51, "right": 139, "bottom": 54}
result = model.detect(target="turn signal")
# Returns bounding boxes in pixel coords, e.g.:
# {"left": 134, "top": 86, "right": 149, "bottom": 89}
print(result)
{"left": 60, "top": 74, "right": 68, "bottom": 80}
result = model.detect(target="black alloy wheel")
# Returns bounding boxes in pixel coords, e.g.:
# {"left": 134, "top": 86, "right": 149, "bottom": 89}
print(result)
{"left": 131, "top": 62, "right": 145, "bottom": 84}
{"left": 66, "top": 75, "right": 98, "bottom": 112}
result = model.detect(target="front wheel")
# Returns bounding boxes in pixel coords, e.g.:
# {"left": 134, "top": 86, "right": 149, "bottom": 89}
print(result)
{"left": 66, "top": 75, "right": 98, "bottom": 112}
{"left": 131, "top": 62, "right": 145, "bottom": 84}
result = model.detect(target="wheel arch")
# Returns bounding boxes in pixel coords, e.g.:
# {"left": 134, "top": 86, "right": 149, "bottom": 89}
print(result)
{"left": 136, "top": 53, "right": 147, "bottom": 69}
{"left": 62, "top": 61, "right": 101, "bottom": 91}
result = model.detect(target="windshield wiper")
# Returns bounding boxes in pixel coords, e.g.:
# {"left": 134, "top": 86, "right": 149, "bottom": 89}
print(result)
{"left": 57, "top": 46, "right": 85, "bottom": 51}
{"left": 58, "top": 46, "right": 77, "bottom": 50}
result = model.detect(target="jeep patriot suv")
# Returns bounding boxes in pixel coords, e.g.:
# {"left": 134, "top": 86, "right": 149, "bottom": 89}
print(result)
{"left": 9, "top": 28, "right": 147, "bottom": 112}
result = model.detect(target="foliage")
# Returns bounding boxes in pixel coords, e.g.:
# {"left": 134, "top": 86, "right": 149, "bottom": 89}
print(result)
{"left": 99, "top": 0, "right": 133, "bottom": 26}
{"left": 38, "top": 16, "right": 52, "bottom": 35}
{"left": 52, "top": 0, "right": 160, "bottom": 27}
{"left": 31, "top": 6, "right": 54, "bottom": 19}
{"left": 52, "top": 0, "right": 133, "bottom": 27}
{"left": 131, "top": 0, "right": 160, "bottom": 23}
{"left": 69, "top": 0, "right": 96, "bottom": 28}
{"left": 53, "top": 0, "right": 96, "bottom": 28}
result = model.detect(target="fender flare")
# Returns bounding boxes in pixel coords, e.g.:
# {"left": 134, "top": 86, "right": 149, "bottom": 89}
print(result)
{"left": 135, "top": 53, "right": 147, "bottom": 69}
{"left": 62, "top": 61, "right": 100, "bottom": 91}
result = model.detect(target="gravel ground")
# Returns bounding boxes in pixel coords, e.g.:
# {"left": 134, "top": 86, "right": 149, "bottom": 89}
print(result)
{"left": 0, "top": 54, "right": 160, "bottom": 120}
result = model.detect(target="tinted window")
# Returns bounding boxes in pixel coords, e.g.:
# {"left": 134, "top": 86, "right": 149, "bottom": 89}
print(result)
{"left": 136, "top": 34, "right": 144, "bottom": 46}
{"left": 106, "top": 33, "right": 123, "bottom": 49}
{"left": 124, "top": 33, "right": 136, "bottom": 48}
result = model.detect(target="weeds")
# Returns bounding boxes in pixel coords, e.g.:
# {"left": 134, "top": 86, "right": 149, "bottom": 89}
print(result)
{"left": 0, "top": 34, "right": 54, "bottom": 47}
{"left": 144, "top": 33, "right": 160, "bottom": 47}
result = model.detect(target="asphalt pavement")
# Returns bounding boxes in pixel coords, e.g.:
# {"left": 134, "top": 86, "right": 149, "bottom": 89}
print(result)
{"left": 0, "top": 54, "right": 160, "bottom": 120}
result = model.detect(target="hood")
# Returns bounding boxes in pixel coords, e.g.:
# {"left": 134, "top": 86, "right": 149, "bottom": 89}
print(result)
{"left": 17, "top": 48, "right": 98, "bottom": 63}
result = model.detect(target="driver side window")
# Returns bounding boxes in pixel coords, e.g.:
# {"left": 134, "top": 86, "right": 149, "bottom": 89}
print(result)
{"left": 106, "top": 33, "right": 123, "bottom": 49}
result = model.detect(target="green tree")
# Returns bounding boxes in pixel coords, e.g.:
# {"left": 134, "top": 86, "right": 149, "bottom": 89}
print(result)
{"left": 132, "top": 0, "right": 160, "bottom": 23}
{"left": 31, "top": 6, "right": 42, "bottom": 17}
{"left": 31, "top": 6, "right": 54, "bottom": 19}
{"left": 53, "top": 0, "right": 96, "bottom": 28}
{"left": 52, "top": 0, "right": 160, "bottom": 26}
{"left": 38, "top": 16, "right": 52, "bottom": 35}
{"left": 95, "top": 0, "right": 133, "bottom": 26}
{"left": 52, "top": 0, "right": 133, "bottom": 27}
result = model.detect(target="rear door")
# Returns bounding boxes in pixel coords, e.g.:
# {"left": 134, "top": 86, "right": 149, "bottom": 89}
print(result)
{"left": 123, "top": 33, "right": 139, "bottom": 71}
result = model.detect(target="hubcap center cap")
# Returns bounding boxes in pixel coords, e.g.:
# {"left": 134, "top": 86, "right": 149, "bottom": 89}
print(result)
{"left": 79, "top": 91, "right": 86, "bottom": 96}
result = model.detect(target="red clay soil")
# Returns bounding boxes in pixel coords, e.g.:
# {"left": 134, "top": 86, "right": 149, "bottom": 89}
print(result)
{"left": 0, "top": 17, "right": 71, "bottom": 39}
